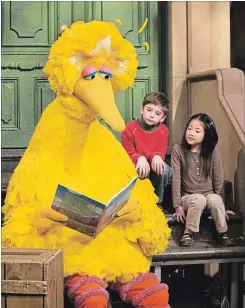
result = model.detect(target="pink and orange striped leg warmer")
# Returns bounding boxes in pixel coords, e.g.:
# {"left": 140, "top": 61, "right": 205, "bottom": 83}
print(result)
{"left": 115, "top": 272, "right": 170, "bottom": 308}
{"left": 65, "top": 272, "right": 169, "bottom": 308}
{"left": 65, "top": 274, "right": 109, "bottom": 308}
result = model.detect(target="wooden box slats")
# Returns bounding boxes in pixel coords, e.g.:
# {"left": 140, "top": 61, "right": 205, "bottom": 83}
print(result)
{"left": 1, "top": 248, "right": 64, "bottom": 308}
{"left": 2, "top": 280, "right": 47, "bottom": 295}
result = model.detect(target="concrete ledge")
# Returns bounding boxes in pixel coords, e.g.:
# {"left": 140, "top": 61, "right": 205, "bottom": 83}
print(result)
{"left": 152, "top": 240, "right": 245, "bottom": 265}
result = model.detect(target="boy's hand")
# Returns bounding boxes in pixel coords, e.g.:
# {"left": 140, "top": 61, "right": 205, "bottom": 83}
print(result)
{"left": 151, "top": 155, "right": 164, "bottom": 175}
{"left": 136, "top": 156, "right": 150, "bottom": 179}
{"left": 175, "top": 206, "right": 186, "bottom": 223}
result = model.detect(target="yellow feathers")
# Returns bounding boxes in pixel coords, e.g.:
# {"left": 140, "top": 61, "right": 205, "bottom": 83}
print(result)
{"left": 2, "top": 19, "right": 170, "bottom": 283}
{"left": 43, "top": 21, "right": 138, "bottom": 94}
{"left": 2, "top": 119, "right": 171, "bottom": 280}
{"left": 144, "top": 42, "right": 150, "bottom": 52}
{"left": 115, "top": 18, "right": 122, "bottom": 25}
{"left": 60, "top": 24, "right": 68, "bottom": 33}
{"left": 138, "top": 18, "right": 148, "bottom": 33}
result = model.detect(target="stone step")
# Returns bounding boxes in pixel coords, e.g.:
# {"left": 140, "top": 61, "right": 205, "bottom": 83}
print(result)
{"left": 166, "top": 212, "right": 244, "bottom": 242}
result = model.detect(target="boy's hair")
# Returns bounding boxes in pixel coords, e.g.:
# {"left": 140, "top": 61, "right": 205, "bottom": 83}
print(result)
{"left": 142, "top": 92, "right": 169, "bottom": 113}
{"left": 181, "top": 113, "right": 219, "bottom": 179}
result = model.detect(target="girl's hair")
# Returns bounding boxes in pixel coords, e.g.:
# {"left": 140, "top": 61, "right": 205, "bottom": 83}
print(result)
{"left": 181, "top": 113, "right": 218, "bottom": 178}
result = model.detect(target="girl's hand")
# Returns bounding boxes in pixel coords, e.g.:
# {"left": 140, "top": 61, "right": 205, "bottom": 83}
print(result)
{"left": 136, "top": 156, "right": 150, "bottom": 179}
{"left": 151, "top": 155, "right": 164, "bottom": 175}
{"left": 175, "top": 206, "right": 186, "bottom": 223}
{"left": 225, "top": 210, "right": 235, "bottom": 220}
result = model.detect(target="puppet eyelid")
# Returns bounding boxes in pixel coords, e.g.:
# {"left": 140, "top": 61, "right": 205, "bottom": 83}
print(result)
{"left": 83, "top": 71, "right": 98, "bottom": 80}
{"left": 99, "top": 70, "right": 112, "bottom": 76}
{"left": 99, "top": 70, "right": 112, "bottom": 79}
{"left": 83, "top": 71, "right": 97, "bottom": 78}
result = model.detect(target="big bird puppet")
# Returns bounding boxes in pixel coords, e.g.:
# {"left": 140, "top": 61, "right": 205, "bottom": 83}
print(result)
{"left": 2, "top": 21, "right": 171, "bottom": 308}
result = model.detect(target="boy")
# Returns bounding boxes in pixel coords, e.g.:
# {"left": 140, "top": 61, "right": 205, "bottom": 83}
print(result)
{"left": 121, "top": 92, "right": 172, "bottom": 207}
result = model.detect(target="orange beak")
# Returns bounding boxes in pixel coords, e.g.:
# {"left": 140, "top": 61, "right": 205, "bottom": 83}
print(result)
{"left": 73, "top": 75, "right": 125, "bottom": 132}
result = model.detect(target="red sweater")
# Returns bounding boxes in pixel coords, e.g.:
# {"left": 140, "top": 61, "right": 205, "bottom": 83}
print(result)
{"left": 121, "top": 120, "right": 169, "bottom": 164}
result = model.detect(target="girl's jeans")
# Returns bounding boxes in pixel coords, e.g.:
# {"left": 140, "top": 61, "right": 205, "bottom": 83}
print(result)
{"left": 181, "top": 193, "right": 228, "bottom": 233}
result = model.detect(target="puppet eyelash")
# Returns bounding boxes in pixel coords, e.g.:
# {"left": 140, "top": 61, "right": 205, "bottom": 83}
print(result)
{"left": 99, "top": 71, "right": 112, "bottom": 79}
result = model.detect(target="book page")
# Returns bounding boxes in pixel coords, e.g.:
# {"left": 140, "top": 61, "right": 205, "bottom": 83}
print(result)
{"left": 52, "top": 185, "right": 105, "bottom": 237}
{"left": 95, "top": 176, "right": 138, "bottom": 235}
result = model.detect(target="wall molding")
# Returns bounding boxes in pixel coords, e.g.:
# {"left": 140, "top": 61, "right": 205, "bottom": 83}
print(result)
{"left": 2, "top": 62, "right": 45, "bottom": 70}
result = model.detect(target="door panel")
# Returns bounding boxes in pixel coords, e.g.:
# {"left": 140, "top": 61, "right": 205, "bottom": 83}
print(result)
{"left": 1, "top": 1, "right": 163, "bottom": 147}
{"left": 3, "top": 2, "right": 52, "bottom": 47}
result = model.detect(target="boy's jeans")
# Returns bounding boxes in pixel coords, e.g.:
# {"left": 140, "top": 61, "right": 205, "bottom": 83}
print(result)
{"left": 149, "top": 162, "right": 172, "bottom": 205}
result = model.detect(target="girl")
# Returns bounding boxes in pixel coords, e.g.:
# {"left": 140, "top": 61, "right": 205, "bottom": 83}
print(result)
{"left": 171, "top": 113, "right": 234, "bottom": 247}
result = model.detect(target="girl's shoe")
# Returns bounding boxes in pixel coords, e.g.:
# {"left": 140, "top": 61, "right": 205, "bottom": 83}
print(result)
{"left": 179, "top": 233, "right": 194, "bottom": 247}
{"left": 219, "top": 232, "right": 234, "bottom": 246}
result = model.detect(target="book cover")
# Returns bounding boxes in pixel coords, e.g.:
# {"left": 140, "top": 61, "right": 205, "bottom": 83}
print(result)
{"left": 51, "top": 176, "right": 138, "bottom": 237}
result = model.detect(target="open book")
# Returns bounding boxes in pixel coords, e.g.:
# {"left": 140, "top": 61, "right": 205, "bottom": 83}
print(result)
{"left": 51, "top": 177, "right": 138, "bottom": 238}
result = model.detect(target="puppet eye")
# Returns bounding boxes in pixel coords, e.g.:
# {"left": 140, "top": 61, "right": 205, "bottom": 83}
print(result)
{"left": 83, "top": 72, "right": 97, "bottom": 80}
{"left": 99, "top": 71, "right": 112, "bottom": 80}
{"left": 82, "top": 65, "right": 97, "bottom": 80}
{"left": 99, "top": 66, "right": 112, "bottom": 80}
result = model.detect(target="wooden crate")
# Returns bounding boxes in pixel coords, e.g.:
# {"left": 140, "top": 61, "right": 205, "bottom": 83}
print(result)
{"left": 1, "top": 248, "right": 64, "bottom": 308}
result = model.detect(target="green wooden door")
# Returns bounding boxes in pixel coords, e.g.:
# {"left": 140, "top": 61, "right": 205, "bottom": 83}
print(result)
{"left": 1, "top": 1, "right": 162, "bottom": 147}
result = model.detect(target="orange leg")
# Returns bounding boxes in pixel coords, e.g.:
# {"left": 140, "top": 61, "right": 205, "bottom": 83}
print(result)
{"left": 65, "top": 274, "right": 109, "bottom": 308}
{"left": 115, "top": 273, "right": 169, "bottom": 308}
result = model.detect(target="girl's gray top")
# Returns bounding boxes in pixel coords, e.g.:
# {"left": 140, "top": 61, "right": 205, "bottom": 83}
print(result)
{"left": 171, "top": 144, "right": 224, "bottom": 208}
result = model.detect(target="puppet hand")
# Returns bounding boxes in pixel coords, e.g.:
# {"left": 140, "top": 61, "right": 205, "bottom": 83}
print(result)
{"left": 31, "top": 206, "right": 68, "bottom": 235}
{"left": 138, "top": 240, "right": 156, "bottom": 257}
{"left": 113, "top": 198, "right": 140, "bottom": 224}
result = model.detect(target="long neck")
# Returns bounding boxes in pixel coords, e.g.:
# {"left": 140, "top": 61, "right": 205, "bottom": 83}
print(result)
{"left": 62, "top": 118, "right": 91, "bottom": 172}
{"left": 58, "top": 95, "right": 97, "bottom": 171}
{"left": 27, "top": 95, "right": 97, "bottom": 176}
{"left": 59, "top": 94, "right": 97, "bottom": 124}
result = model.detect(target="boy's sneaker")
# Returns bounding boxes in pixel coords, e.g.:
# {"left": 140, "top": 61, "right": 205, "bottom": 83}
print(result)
{"left": 218, "top": 232, "right": 234, "bottom": 246}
